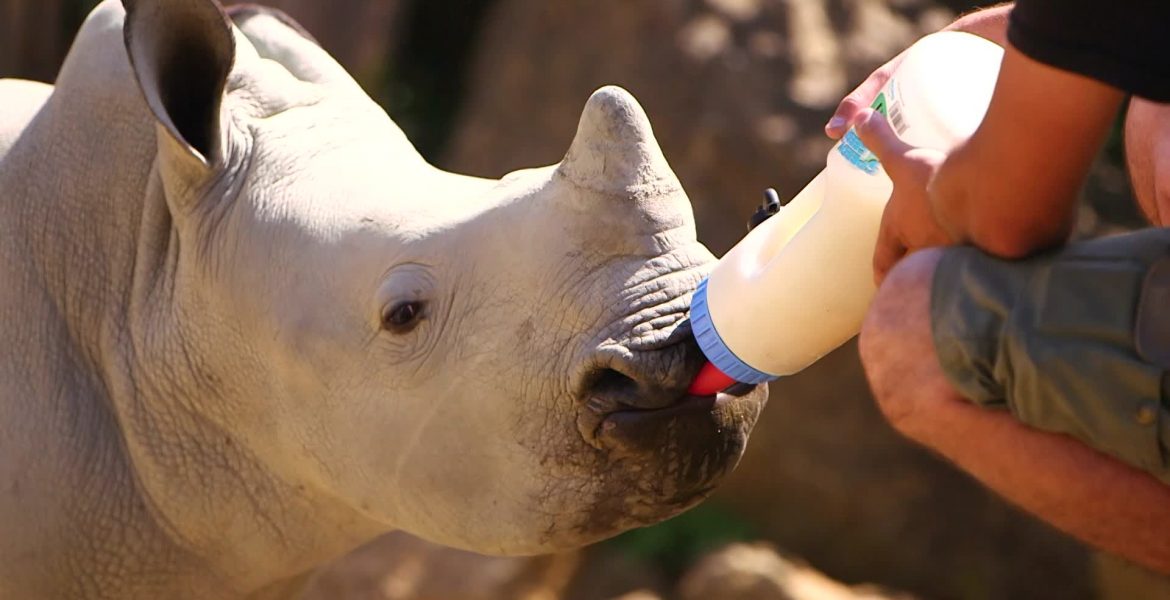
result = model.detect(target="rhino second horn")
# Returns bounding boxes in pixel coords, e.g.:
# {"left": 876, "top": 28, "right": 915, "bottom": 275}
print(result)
{"left": 556, "top": 86, "right": 682, "bottom": 197}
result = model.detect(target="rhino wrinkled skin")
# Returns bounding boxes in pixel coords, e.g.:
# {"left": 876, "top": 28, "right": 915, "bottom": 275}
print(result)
{"left": 0, "top": 0, "right": 767, "bottom": 597}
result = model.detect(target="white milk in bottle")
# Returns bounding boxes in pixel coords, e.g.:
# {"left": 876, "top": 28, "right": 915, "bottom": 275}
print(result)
{"left": 689, "top": 32, "right": 1004, "bottom": 387}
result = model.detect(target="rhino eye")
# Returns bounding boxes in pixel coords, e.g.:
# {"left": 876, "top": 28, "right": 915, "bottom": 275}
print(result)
{"left": 382, "top": 301, "right": 425, "bottom": 333}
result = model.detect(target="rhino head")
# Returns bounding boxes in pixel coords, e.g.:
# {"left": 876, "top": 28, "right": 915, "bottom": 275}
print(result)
{"left": 87, "top": 0, "right": 766, "bottom": 579}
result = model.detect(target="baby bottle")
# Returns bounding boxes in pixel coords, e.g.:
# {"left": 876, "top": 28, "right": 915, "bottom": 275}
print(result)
{"left": 689, "top": 31, "right": 1005, "bottom": 390}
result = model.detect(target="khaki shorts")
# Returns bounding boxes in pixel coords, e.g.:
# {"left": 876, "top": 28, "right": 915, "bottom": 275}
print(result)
{"left": 932, "top": 228, "right": 1170, "bottom": 481}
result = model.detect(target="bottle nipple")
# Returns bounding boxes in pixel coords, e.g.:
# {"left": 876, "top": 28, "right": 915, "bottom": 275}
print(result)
{"left": 687, "top": 361, "right": 738, "bottom": 396}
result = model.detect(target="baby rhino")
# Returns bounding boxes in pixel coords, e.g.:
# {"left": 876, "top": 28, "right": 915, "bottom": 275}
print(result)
{"left": 0, "top": 0, "right": 767, "bottom": 598}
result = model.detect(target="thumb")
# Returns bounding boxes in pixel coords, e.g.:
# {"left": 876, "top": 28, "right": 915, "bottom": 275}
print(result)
{"left": 853, "top": 109, "right": 914, "bottom": 174}
{"left": 826, "top": 85, "right": 880, "bottom": 139}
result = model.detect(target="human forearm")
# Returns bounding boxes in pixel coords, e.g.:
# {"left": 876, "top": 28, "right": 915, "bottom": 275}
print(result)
{"left": 944, "top": 2, "right": 1012, "bottom": 46}
{"left": 928, "top": 45, "right": 1124, "bottom": 258}
{"left": 899, "top": 392, "right": 1170, "bottom": 574}
{"left": 928, "top": 142, "right": 1077, "bottom": 258}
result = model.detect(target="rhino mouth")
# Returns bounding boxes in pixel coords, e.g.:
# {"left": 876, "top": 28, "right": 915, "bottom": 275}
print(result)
{"left": 574, "top": 335, "right": 765, "bottom": 460}
{"left": 597, "top": 392, "right": 720, "bottom": 435}
{"left": 581, "top": 382, "right": 759, "bottom": 450}
{"left": 563, "top": 351, "right": 765, "bottom": 542}
{"left": 564, "top": 301, "right": 768, "bottom": 538}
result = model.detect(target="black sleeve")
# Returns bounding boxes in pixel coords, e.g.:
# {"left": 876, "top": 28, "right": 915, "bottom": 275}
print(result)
{"left": 1008, "top": 0, "right": 1170, "bottom": 102}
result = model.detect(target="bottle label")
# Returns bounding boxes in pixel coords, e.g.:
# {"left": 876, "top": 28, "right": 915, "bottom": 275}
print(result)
{"left": 879, "top": 79, "right": 909, "bottom": 135}
{"left": 836, "top": 78, "right": 905, "bottom": 175}
{"left": 837, "top": 129, "right": 881, "bottom": 175}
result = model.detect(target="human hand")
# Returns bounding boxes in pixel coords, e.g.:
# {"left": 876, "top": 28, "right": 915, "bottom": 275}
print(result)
{"left": 825, "top": 5, "right": 1011, "bottom": 140}
{"left": 824, "top": 52, "right": 905, "bottom": 140}
{"left": 851, "top": 109, "right": 955, "bottom": 285}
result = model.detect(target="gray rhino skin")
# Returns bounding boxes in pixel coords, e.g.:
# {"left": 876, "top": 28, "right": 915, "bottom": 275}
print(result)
{"left": 0, "top": 0, "right": 766, "bottom": 598}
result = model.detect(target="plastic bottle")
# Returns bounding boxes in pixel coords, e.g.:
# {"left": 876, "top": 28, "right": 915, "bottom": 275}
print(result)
{"left": 688, "top": 31, "right": 1004, "bottom": 393}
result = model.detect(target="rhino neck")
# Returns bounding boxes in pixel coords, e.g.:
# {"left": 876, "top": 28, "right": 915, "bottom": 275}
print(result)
{"left": 0, "top": 106, "right": 382, "bottom": 600}
{"left": 0, "top": 2, "right": 151, "bottom": 444}
{"left": 0, "top": 1, "right": 157, "bottom": 363}
{"left": 0, "top": 7, "right": 219, "bottom": 596}
{"left": 0, "top": 5, "right": 386, "bottom": 595}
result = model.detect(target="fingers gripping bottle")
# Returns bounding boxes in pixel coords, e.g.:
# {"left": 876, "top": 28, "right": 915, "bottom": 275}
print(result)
{"left": 688, "top": 32, "right": 1004, "bottom": 393}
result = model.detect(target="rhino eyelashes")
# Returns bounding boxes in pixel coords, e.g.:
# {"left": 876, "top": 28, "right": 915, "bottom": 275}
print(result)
{"left": 381, "top": 300, "right": 427, "bottom": 333}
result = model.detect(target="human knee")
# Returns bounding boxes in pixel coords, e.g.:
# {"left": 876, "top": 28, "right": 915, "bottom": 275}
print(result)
{"left": 860, "top": 249, "right": 941, "bottom": 372}
{"left": 1125, "top": 97, "right": 1170, "bottom": 226}
{"left": 859, "top": 249, "right": 943, "bottom": 425}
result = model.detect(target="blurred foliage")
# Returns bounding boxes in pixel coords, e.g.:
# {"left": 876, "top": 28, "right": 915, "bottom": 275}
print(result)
{"left": 604, "top": 502, "right": 756, "bottom": 577}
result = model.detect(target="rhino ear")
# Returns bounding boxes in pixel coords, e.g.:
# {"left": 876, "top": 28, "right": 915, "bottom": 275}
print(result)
{"left": 123, "top": 0, "right": 235, "bottom": 168}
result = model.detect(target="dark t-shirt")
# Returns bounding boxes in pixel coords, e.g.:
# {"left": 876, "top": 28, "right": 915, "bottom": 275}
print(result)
{"left": 1008, "top": 0, "right": 1170, "bottom": 102}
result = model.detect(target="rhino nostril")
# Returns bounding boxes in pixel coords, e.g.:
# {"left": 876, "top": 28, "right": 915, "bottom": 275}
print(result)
{"left": 582, "top": 362, "right": 691, "bottom": 413}
{"left": 581, "top": 368, "right": 639, "bottom": 413}
{"left": 592, "top": 369, "right": 636, "bottom": 397}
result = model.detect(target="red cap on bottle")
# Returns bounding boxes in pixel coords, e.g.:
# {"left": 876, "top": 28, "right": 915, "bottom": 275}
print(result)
{"left": 687, "top": 361, "right": 738, "bottom": 396}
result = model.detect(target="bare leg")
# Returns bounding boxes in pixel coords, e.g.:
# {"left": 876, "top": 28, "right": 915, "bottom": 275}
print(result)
{"left": 1126, "top": 97, "right": 1170, "bottom": 226}
{"left": 859, "top": 248, "right": 1170, "bottom": 574}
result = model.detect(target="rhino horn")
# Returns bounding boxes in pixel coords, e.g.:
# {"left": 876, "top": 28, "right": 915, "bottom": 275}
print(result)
{"left": 556, "top": 86, "right": 682, "bottom": 197}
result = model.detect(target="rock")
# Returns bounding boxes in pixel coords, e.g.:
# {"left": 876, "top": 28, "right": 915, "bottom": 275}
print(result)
{"left": 443, "top": 1, "right": 1095, "bottom": 598}
{"left": 608, "top": 593, "right": 663, "bottom": 600}
{"left": 677, "top": 542, "right": 909, "bottom": 600}
{"left": 299, "top": 535, "right": 915, "bottom": 600}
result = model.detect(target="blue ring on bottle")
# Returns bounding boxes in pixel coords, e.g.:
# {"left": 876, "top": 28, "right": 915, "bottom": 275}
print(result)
{"left": 690, "top": 277, "right": 779, "bottom": 385}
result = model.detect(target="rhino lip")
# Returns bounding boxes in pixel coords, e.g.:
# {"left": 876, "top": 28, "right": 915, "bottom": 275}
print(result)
{"left": 594, "top": 394, "right": 721, "bottom": 437}
{"left": 579, "top": 383, "right": 758, "bottom": 449}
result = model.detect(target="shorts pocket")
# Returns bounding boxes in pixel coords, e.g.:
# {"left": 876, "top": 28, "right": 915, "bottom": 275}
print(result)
{"left": 1034, "top": 258, "right": 1145, "bottom": 343}
{"left": 1012, "top": 256, "right": 1169, "bottom": 479}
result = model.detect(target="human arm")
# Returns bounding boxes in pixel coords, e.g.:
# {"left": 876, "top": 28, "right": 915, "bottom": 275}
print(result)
{"left": 942, "top": 2, "right": 1011, "bottom": 46}
{"left": 926, "top": 44, "right": 1124, "bottom": 258}
{"left": 853, "top": 41, "right": 1124, "bottom": 280}
{"left": 1124, "top": 97, "right": 1170, "bottom": 227}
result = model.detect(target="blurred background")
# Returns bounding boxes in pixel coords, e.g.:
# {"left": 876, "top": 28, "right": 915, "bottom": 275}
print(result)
{"left": 2, "top": 0, "right": 1164, "bottom": 598}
